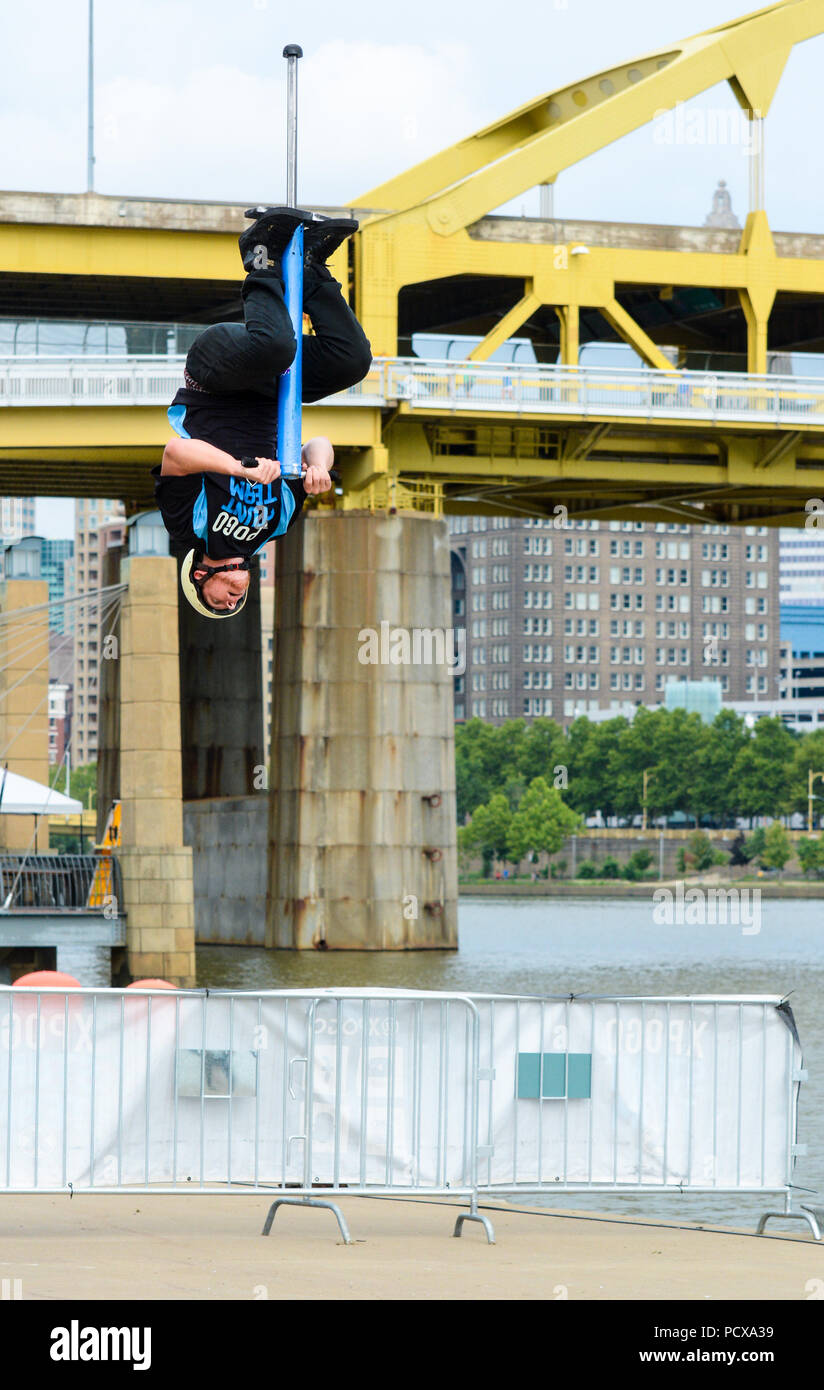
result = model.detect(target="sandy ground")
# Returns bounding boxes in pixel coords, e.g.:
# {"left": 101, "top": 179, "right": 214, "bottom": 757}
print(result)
{"left": 1, "top": 1194, "right": 822, "bottom": 1300}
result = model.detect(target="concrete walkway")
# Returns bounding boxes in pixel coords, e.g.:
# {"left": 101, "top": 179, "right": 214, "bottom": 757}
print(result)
{"left": 1, "top": 1195, "right": 822, "bottom": 1300}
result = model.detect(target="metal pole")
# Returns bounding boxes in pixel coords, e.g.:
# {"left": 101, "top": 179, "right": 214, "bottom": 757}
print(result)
{"left": 748, "top": 113, "right": 764, "bottom": 213}
{"left": 284, "top": 44, "right": 302, "bottom": 208}
{"left": 87, "top": 0, "right": 95, "bottom": 192}
{"left": 278, "top": 44, "right": 304, "bottom": 479}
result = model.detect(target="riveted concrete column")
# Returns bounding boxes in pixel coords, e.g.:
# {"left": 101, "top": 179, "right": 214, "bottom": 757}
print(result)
{"left": 119, "top": 556, "right": 195, "bottom": 985}
{"left": 0, "top": 578, "right": 49, "bottom": 851}
{"left": 267, "top": 509, "right": 458, "bottom": 950}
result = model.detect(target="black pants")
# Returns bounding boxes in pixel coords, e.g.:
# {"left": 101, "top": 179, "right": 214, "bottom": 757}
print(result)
{"left": 185, "top": 264, "right": 372, "bottom": 403}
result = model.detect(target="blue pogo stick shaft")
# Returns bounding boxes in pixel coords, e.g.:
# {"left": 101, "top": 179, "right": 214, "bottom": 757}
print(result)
{"left": 277, "top": 222, "right": 304, "bottom": 479}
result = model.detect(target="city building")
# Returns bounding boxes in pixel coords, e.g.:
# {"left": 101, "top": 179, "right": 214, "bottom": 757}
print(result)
{"left": 1, "top": 534, "right": 76, "bottom": 632}
{"left": 259, "top": 540, "right": 276, "bottom": 588}
{"left": 48, "top": 681, "right": 71, "bottom": 767}
{"left": 449, "top": 515, "right": 780, "bottom": 726}
{"left": 780, "top": 603, "right": 824, "bottom": 704}
{"left": 71, "top": 499, "right": 126, "bottom": 767}
{"left": 779, "top": 529, "right": 824, "bottom": 606}
{"left": 0, "top": 496, "right": 36, "bottom": 547}
{"left": 40, "top": 537, "right": 74, "bottom": 632}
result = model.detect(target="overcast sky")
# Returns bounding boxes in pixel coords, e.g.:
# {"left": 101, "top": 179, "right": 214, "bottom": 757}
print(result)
{"left": 2, "top": 0, "right": 821, "bottom": 536}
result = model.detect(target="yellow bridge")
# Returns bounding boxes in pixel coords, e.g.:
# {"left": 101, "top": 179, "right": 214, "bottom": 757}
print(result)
{"left": 2, "top": 0, "right": 824, "bottom": 524}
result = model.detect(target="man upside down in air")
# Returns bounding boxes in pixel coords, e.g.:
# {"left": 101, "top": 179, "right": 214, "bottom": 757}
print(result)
{"left": 154, "top": 205, "right": 372, "bottom": 618}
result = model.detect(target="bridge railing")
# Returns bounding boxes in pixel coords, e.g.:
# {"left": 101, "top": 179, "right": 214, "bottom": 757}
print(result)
{"left": 0, "top": 854, "right": 121, "bottom": 914}
{"left": 384, "top": 359, "right": 824, "bottom": 424}
{"left": 0, "top": 356, "right": 388, "bottom": 408}
{"left": 2, "top": 354, "right": 824, "bottom": 425}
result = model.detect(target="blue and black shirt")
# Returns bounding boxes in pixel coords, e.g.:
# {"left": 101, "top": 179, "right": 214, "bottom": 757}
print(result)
{"left": 152, "top": 387, "right": 304, "bottom": 559}
{"left": 153, "top": 264, "right": 373, "bottom": 559}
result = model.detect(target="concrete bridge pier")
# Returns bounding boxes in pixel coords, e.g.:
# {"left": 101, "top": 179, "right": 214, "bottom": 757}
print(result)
{"left": 118, "top": 555, "right": 196, "bottom": 985}
{"left": 267, "top": 508, "right": 458, "bottom": 951}
{"left": 0, "top": 574, "right": 49, "bottom": 852}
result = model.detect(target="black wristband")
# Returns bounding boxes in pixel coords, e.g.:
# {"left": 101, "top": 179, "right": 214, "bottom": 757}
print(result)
{"left": 240, "top": 456, "right": 257, "bottom": 470}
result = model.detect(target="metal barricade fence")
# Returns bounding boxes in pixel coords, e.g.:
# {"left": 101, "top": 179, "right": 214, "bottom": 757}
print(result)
{"left": 0, "top": 987, "right": 817, "bottom": 1245}
{"left": 0, "top": 987, "right": 492, "bottom": 1244}
{"left": 468, "top": 993, "right": 818, "bottom": 1240}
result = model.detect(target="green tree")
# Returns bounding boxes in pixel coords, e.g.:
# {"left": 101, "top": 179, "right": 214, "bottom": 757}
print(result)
{"left": 564, "top": 715, "right": 628, "bottom": 820}
{"left": 741, "top": 827, "right": 766, "bottom": 862}
{"left": 605, "top": 708, "right": 707, "bottom": 822}
{"left": 623, "top": 848, "right": 654, "bottom": 881}
{"left": 459, "top": 792, "right": 512, "bottom": 876}
{"left": 788, "top": 729, "right": 824, "bottom": 823}
{"left": 69, "top": 763, "right": 97, "bottom": 809}
{"left": 514, "top": 718, "right": 567, "bottom": 787}
{"left": 695, "top": 710, "right": 751, "bottom": 823}
{"left": 455, "top": 719, "right": 527, "bottom": 821}
{"left": 683, "top": 829, "right": 716, "bottom": 872}
{"left": 796, "top": 837, "right": 824, "bottom": 878}
{"left": 759, "top": 822, "right": 792, "bottom": 871}
{"left": 730, "top": 718, "right": 797, "bottom": 819}
{"left": 505, "top": 777, "right": 581, "bottom": 864}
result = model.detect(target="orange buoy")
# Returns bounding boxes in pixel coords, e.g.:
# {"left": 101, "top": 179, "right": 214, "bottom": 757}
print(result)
{"left": 13, "top": 970, "right": 80, "bottom": 988}
{"left": 127, "top": 979, "right": 176, "bottom": 989}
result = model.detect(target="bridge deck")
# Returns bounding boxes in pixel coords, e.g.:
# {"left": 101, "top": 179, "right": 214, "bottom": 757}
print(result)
{"left": 0, "top": 355, "right": 822, "bottom": 523}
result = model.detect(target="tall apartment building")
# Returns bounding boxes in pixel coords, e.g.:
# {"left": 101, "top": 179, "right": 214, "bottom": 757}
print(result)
{"left": 72, "top": 499, "right": 126, "bottom": 767}
{"left": 449, "top": 516, "right": 780, "bottom": 725}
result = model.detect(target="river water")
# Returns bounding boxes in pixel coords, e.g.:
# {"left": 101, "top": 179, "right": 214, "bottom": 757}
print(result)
{"left": 197, "top": 896, "right": 824, "bottom": 1230}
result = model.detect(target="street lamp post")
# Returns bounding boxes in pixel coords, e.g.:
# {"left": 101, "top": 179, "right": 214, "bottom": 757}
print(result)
{"left": 642, "top": 767, "right": 652, "bottom": 832}
{"left": 808, "top": 769, "right": 824, "bottom": 833}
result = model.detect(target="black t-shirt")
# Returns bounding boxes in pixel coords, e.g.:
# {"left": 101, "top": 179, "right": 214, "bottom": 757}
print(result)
{"left": 153, "top": 387, "right": 305, "bottom": 558}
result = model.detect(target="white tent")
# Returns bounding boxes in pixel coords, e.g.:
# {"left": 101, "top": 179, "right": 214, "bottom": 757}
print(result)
{"left": 0, "top": 769, "right": 82, "bottom": 815}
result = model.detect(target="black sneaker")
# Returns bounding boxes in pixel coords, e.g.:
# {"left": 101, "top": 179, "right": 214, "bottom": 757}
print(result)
{"left": 238, "top": 206, "right": 315, "bottom": 273}
{"left": 303, "top": 216, "right": 359, "bottom": 269}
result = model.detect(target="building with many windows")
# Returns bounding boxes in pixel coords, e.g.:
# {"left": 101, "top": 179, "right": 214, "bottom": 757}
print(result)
{"left": 449, "top": 516, "right": 780, "bottom": 725}
{"left": 779, "top": 529, "right": 824, "bottom": 606}
{"left": 71, "top": 500, "right": 126, "bottom": 767}
{"left": 0, "top": 496, "right": 36, "bottom": 547}
{"left": 40, "top": 537, "right": 74, "bottom": 633}
{"left": 780, "top": 604, "right": 824, "bottom": 704}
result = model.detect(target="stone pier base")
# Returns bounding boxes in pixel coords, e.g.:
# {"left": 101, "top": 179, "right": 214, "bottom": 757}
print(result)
{"left": 267, "top": 509, "right": 458, "bottom": 950}
{"left": 119, "top": 556, "right": 196, "bottom": 985}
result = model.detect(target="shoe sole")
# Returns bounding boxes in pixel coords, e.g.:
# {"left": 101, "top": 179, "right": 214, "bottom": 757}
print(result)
{"left": 238, "top": 208, "right": 316, "bottom": 266}
{"left": 303, "top": 217, "right": 359, "bottom": 265}
{"left": 243, "top": 204, "right": 320, "bottom": 223}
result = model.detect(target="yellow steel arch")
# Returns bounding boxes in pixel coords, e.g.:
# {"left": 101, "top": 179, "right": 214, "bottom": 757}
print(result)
{"left": 353, "top": 0, "right": 822, "bottom": 233}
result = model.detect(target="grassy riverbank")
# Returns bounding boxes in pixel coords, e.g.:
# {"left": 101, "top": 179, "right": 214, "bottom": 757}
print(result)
{"left": 459, "top": 879, "right": 824, "bottom": 898}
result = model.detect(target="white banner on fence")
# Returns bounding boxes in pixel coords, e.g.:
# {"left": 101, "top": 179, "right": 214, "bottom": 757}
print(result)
{"left": 0, "top": 988, "right": 801, "bottom": 1196}
{"left": 472, "top": 995, "right": 799, "bottom": 1190}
